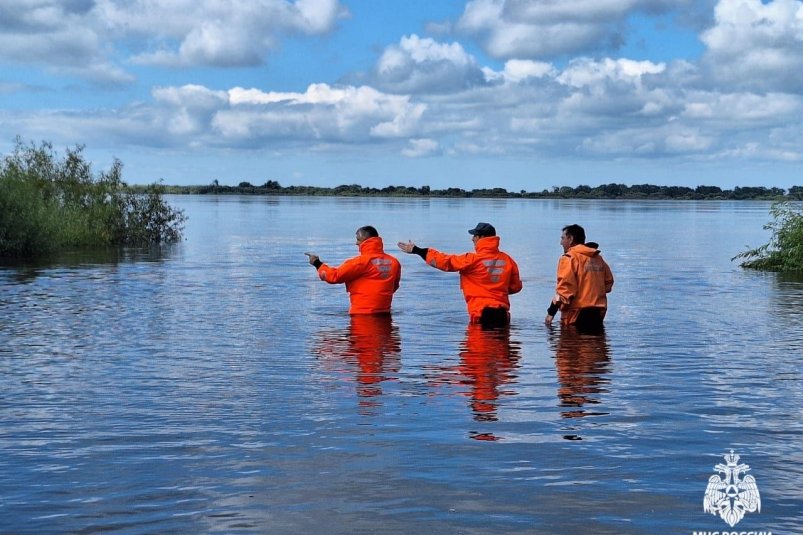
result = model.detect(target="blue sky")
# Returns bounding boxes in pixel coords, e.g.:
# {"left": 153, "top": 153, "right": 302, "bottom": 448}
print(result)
{"left": 1, "top": 0, "right": 802, "bottom": 190}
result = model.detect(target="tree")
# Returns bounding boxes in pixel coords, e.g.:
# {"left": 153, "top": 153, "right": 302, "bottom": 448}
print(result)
{"left": 262, "top": 180, "right": 281, "bottom": 189}
{"left": 787, "top": 186, "right": 803, "bottom": 200}
{"left": 1, "top": 139, "right": 185, "bottom": 256}
{"left": 695, "top": 185, "right": 723, "bottom": 198}
{"left": 733, "top": 201, "right": 803, "bottom": 271}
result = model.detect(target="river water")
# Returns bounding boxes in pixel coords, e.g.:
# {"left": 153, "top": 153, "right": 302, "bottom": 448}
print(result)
{"left": 1, "top": 196, "right": 801, "bottom": 534}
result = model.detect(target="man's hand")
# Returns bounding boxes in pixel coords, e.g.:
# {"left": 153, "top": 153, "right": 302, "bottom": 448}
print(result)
{"left": 545, "top": 296, "right": 560, "bottom": 325}
{"left": 397, "top": 240, "right": 416, "bottom": 254}
{"left": 304, "top": 252, "right": 319, "bottom": 266}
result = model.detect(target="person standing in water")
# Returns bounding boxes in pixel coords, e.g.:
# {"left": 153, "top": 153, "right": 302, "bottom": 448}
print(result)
{"left": 397, "top": 222, "right": 522, "bottom": 327}
{"left": 545, "top": 224, "right": 613, "bottom": 331}
{"left": 305, "top": 225, "right": 401, "bottom": 315}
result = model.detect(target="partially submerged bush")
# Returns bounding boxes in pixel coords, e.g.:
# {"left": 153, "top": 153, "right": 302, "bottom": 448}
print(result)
{"left": 1, "top": 139, "right": 185, "bottom": 257}
{"left": 734, "top": 201, "right": 803, "bottom": 271}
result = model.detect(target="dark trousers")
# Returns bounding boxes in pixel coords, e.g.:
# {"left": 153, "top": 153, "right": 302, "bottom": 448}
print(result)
{"left": 479, "top": 307, "right": 510, "bottom": 329}
{"left": 574, "top": 308, "right": 605, "bottom": 334}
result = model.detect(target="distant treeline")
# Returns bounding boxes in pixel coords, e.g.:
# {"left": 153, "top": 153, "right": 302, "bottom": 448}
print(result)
{"left": 137, "top": 180, "right": 803, "bottom": 200}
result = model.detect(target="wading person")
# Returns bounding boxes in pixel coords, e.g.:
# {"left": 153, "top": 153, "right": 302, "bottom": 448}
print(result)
{"left": 545, "top": 224, "right": 614, "bottom": 331}
{"left": 397, "top": 222, "right": 522, "bottom": 327}
{"left": 305, "top": 225, "right": 401, "bottom": 315}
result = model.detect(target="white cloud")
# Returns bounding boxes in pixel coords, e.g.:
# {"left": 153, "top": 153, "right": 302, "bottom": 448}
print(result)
{"left": 580, "top": 125, "right": 714, "bottom": 156}
{"left": 701, "top": 0, "right": 803, "bottom": 92}
{"left": 557, "top": 57, "right": 666, "bottom": 88}
{"left": 0, "top": 2, "right": 133, "bottom": 84}
{"left": 119, "top": 0, "right": 347, "bottom": 67}
{"left": 4, "top": 68, "right": 801, "bottom": 166}
{"left": 214, "top": 84, "right": 426, "bottom": 142}
{"left": 501, "top": 59, "right": 556, "bottom": 83}
{"left": 0, "top": 0, "right": 347, "bottom": 80}
{"left": 457, "top": 0, "right": 692, "bottom": 59}
{"left": 0, "top": 81, "right": 426, "bottom": 150}
{"left": 374, "top": 35, "right": 486, "bottom": 94}
{"left": 682, "top": 91, "right": 802, "bottom": 123}
{"left": 4, "top": 1, "right": 803, "bottom": 172}
{"left": 402, "top": 138, "right": 441, "bottom": 157}
{"left": 5, "top": 50, "right": 801, "bottom": 165}
{"left": 151, "top": 84, "right": 225, "bottom": 107}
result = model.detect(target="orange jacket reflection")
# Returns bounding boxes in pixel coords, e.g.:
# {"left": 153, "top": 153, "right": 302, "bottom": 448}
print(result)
{"left": 552, "top": 327, "right": 611, "bottom": 419}
{"left": 313, "top": 315, "right": 400, "bottom": 400}
{"left": 459, "top": 324, "right": 520, "bottom": 421}
{"left": 554, "top": 244, "right": 614, "bottom": 325}
{"left": 317, "top": 237, "right": 402, "bottom": 314}
{"left": 348, "top": 315, "right": 400, "bottom": 394}
{"left": 425, "top": 236, "right": 522, "bottom": 323}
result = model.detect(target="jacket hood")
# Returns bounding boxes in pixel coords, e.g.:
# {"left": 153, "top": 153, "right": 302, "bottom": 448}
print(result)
{"left": 474, "top": 235, "right": 500, "bottom": 253}
{"left": 359, "top": 236, "right": 385, "bottom": 254}
{"left": 568, "top": 243, "right": 599, "bottom": 257}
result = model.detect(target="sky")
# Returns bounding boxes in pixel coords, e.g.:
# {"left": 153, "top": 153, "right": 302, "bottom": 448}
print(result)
{"left": 1, "top": 0, "right": 802, "bottom": 190}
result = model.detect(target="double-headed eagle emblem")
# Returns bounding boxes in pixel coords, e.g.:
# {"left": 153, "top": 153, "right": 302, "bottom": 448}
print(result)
{"left": 703, "top": 450, "right": 761, "bottom": 527}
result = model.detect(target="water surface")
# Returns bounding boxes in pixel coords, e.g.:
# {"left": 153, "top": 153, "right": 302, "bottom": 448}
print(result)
{"left": 1, "top": 196, "right": 801, "bottom": 534}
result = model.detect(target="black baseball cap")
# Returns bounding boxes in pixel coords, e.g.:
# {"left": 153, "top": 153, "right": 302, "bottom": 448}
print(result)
{"left": 468, "top": 222, "right": 496, "bottom": 237}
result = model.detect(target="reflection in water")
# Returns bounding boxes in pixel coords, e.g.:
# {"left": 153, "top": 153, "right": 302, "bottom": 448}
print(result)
{"left": 549, "top": 325, "right": 612, "bottom": 440}
{"left": 0, "top": 246, "right": 177, "bottom": 284}
{"left": 313, "top": 315, "right": 401, "bottom": 410}
{"left": 458, "top": 325, "right": 521, "bottom": 434}
{"left": 773, "top": 274, "right": 803, "bottom": 328}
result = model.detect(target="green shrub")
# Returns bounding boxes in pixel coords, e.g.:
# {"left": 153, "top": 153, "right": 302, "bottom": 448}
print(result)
{"left": 0, "top": 172, "right": 60, "bottom": 256}
{"left": 0, "top": 139, "right": 185, "bottom": 257}
{"left": 734, "top": 201, "right": 803, "bottom": 271}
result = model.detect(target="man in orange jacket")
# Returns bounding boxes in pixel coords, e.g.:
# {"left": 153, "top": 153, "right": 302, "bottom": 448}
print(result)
{"left": 397, "top": 222, "right": 522, "bottom": 327}
{"left": 545, "top": 224, "right": 614, "bottom": 331}
{"left": 305, "top": 225, "right": 401, "bottom": 315}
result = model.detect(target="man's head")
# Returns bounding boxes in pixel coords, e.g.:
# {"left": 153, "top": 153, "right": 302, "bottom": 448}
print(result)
{"left": 468, "top": 222, "right": 496, "bottom": 242}
{"left": 560, "top": 224, "right": 585, "bottom": 252}
{"left": 356, "top": 225, "right": 379, "bottom": 245}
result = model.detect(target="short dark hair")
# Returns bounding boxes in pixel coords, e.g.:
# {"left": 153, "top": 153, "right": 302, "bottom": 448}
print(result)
{"left": 562, "top": 224, "right": 585, "bottom": 245}
{"left": 357, "top": 225, "right": 379, "bottom": 239}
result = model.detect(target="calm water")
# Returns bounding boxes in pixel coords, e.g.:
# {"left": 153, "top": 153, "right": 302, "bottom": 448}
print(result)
{"left": 1, "top": 196, "right": 801, "bottom": 534}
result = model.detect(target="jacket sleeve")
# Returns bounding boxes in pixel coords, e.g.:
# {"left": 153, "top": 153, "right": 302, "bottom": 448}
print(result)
{"left": 508, "top": 257, "right": 523, "bottom": 295}
{"left": 317, "top": 257, "right": 366, "bottom": 284}
{"left": 424, "top": 248, "right": 476, "bottom": 272}
{"left": 555, "top": 254, "right": 577, "bottom": 304}
{"left": 604, "top": 260, "right": 614, "bottom": 293}
{"left": 393, "top": 260, "right": 401, "bottom": 292}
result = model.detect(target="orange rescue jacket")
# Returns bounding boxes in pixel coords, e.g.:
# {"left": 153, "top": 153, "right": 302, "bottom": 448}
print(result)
{"left": 317, "top": 237, "right": 402, "bottom": 315}
{"left": 425, "top": 236, "right": 522, "bottom": 323}
{"left": 554, "top": 244, "right": 614, "bottom": 325}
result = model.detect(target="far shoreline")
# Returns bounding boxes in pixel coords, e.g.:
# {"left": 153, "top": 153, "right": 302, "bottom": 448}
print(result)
{"left": 133, "top": 181, "right": 803, "bottom": 201}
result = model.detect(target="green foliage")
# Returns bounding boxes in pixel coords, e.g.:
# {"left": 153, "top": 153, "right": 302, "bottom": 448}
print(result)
{"left": 1, "top": 139, "right": 185, "bottom": 257}
{"left": 0, "top": 172, "right": 61, "bottom": 256}
{"left": 733, "top": 201, "right": 803, "bottom": 271}
{"left": 156, "top": 180, "right": 799, "bottom": 200}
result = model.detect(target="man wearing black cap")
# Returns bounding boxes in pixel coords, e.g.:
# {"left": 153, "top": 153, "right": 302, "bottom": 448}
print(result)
{"left": 397, "top": 222, "right": 522, "bottom": 327}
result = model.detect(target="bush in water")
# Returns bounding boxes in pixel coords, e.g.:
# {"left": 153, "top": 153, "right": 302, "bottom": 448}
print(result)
{"left": 734, "top": 201, "right": 803, "bottom": 271}
{"left": 0, "top": 139, "right": 185, "bottom": 257}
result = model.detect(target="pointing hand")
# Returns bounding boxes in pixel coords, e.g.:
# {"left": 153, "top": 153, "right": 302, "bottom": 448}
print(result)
{"left": 397, "top": 240, "right": 416, "bottom": 254}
